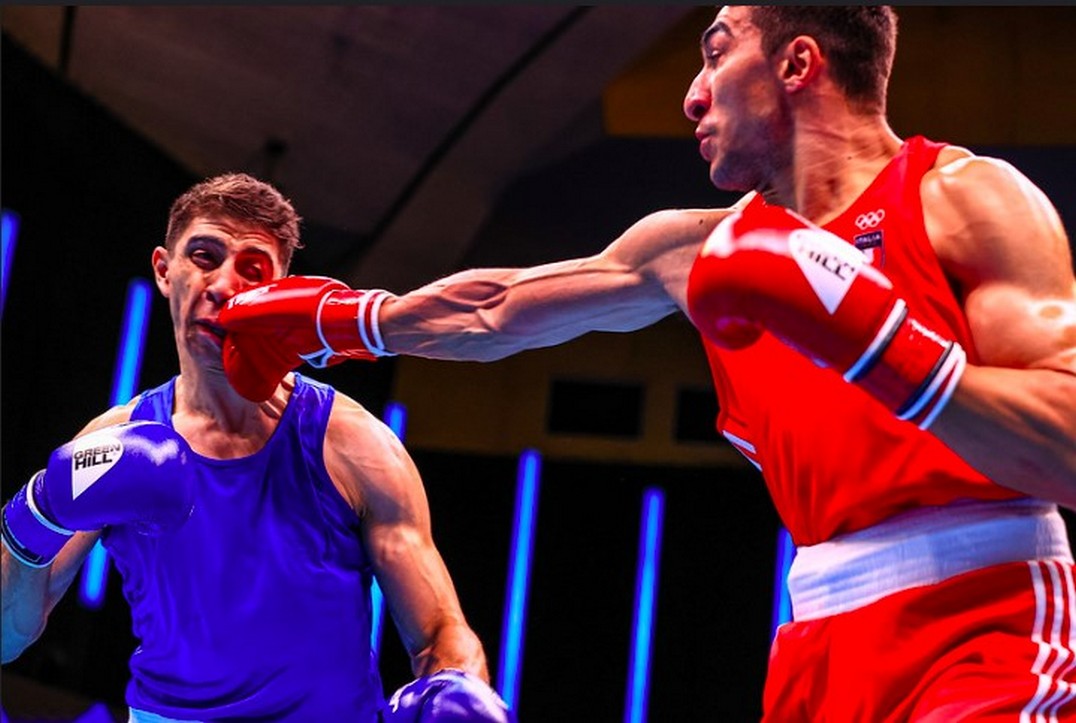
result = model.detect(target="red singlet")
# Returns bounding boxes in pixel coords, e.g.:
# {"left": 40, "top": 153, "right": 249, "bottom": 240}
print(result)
{"left": 688, "top": 136, "right": 1076, "bottom": 720}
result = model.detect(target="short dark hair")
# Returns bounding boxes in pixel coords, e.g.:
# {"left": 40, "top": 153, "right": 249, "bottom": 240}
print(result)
{"left": 165, "top": 173, "right": 303, "bottom": 272}
{"left": 750, "top": 6, "right": 898, "bottom": 112}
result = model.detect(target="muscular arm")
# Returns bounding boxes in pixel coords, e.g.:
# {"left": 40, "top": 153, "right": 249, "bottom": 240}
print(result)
{"left": 324, "top": 395, "right": 488, "bottom": 679}
{"left": 379, "top": 208, "right": 732, "bottom": 361}
{"left": 2, "top": 404, "right": 133, "bottom": 662}
{"left": 925, "top": 151, "right": 1076, "bottom": 507}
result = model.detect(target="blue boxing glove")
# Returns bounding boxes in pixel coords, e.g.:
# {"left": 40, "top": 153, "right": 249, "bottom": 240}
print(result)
{"left": 385, "top": 670, "right": 517, "bottom": 723}
{"left": 1, "top": 421, "right": 195, "bottom": 567}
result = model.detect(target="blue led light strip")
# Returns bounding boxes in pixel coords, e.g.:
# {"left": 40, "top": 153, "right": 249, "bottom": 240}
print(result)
{"left": 1, "top": 209, "right": 21, "bottom": 320}
{"left": 770, "top": 526, "right": 796, "bottom": 640}
{"left": 78, "top": 543, "right": 111, "bottom": 611}
{"left": 624, "top": 487, "right": 665, "bottom": 723}
{"left": 384, "top": 401, "right": 407, "bottom": 442}
{"left": 110, "top": 279, "right": 153, "bottom": 407}
{"left": 369, "top": 574, "right": 385, "bottom": 657}
{"left": 370, "top": 402, "right": 408, "bottom": 656}
{"left": 78, "top": 278, "right": 154, "bottom": 610}
{"left": 497, "top": 448, "right": 541, "bottom": 711}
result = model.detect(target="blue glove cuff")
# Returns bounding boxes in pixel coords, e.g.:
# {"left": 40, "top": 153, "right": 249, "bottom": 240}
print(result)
{"left": 1, "top": 474, "right": 73, "bottom": 568}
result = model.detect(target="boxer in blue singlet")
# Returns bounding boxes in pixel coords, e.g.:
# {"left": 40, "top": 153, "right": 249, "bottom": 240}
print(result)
{"left": 2, "top": 173, "right": 513, "bottom": 722}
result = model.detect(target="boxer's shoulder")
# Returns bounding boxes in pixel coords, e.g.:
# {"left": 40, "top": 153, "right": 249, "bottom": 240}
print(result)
{"left": 75, "top": 402, "right": 138, "bottom": 440}
{"left": 607, "top": 203, "right": 745, "bottom": 270}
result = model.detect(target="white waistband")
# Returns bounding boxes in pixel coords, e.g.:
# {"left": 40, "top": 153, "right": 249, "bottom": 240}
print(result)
{"left": 787, "top": 498, "right": 1073, "bottom": 621}
{"left": 129, "top": 709, "right": 203, "bottom": 723}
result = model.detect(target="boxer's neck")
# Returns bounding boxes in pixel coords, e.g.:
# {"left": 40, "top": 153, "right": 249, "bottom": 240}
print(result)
{"left": 170, "top": 371, "right": 288, "bottom": 460}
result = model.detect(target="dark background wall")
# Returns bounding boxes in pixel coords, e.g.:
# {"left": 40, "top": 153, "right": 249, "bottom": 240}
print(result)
{"left": 4, "top": 22, "right": 1076, "bottom": 723}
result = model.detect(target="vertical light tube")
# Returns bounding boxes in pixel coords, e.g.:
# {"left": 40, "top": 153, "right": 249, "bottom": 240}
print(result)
{"left": 770, "top": 526, "right": 796, "bottom": 641}
{"left": 371, "top": 402, "right": 407, "bottom": 656}
{"left": 110, "top": 279, "right": 153, "bottom": 407}
{"left": 78, "top": 544, "right": 111, "bottom": 611}
{"left": 624, "top": 487, "right": 665, "bottom": 723}
{"left": 497, "top": 448, "right": 541, "bottom": 711}
{"left": 1, "top": 209, "right": 20, "bottom": 320}
{"left": 383, "top": 401, "right": 407, "bottom": 442}
{"left": 79, "top": 278, "right": 153, "bottom": 610}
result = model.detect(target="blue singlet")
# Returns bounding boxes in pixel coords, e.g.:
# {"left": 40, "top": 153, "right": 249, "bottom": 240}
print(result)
{"left": 103, "top": 374, "right": 383, "bottom": 721}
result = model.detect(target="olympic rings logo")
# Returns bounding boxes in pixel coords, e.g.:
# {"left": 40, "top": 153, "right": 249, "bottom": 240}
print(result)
{"left": 855, "top": 209, "right": 886, "bottom": 230}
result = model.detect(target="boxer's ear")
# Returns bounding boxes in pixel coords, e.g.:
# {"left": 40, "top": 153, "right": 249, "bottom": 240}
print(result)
{"left": 152, "top": 246, "right": 171, "bottom": 297}
{"left": 776, "top": 35, "right": 823, "bottom": 96}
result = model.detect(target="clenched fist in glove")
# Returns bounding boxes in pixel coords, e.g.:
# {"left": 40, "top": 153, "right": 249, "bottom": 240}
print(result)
{"left": 384, "top": 670, "right": 517, "bottom": 723}
{"left": 218, "top": 276, "right": 396, "bottom": 402}
{"left": 687, "top": 202, "right": 967, "bottom": 430}
{"left": 1, "top": 421, "right": 195, "bottom": 568}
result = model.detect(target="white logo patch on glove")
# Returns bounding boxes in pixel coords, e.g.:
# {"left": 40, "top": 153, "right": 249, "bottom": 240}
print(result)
{"left": 70, "top": 431, "right": 124, "bottom": 500}
{"left": 789, "top": 228, "right": 869, "bottom": 315}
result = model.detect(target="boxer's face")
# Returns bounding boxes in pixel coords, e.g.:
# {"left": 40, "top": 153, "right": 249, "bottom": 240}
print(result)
{"left": 153, "top": 215, "right": 282, "bottom": 368}
{"left": 683, "top": 6, "right": 791, "bottom": 193}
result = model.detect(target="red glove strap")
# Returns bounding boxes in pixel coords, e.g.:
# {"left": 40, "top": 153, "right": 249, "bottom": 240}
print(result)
{"left": 852, "top": 305, "right": 966, "bottom": 429}
{"left": 320, "top": 289, "right": 396, "bottom": 360}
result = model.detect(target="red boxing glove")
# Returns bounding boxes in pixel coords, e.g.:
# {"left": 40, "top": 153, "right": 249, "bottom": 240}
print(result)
{"left": 687, "top": 203, "right": 966, "bottom": 430}
{"left": 218, "top": 276, "right": 395, "bottom": 402}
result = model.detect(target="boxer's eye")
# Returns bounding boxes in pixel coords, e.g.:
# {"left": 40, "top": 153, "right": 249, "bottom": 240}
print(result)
{"left": 235, "top": 250, "right": 272, "bottom": 283}
{"left": 705, "top": 44, "right": 726, "bottom": 66}
{"left": 190, "top": 248, "right": 220, "bottom": 269}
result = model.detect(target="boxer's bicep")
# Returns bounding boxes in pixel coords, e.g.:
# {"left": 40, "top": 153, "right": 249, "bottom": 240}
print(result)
{"left": 925, "top": 155, "right": 1076, "bottom": 370}
{"left": 919, "top": 155, "right": 1076, "bottom": 505}
{"left": 324, "top": 397, "right": 468, "bottom": 658}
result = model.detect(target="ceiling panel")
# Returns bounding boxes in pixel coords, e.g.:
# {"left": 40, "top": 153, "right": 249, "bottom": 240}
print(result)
{"left": 4, "top": 6, "right": 1073, "bottom": 293}
{"left": 56, "top": 6, "right": 579, "bottom": 234}
{"left": 2, "top": 5, "right": 694, "bottom": 290}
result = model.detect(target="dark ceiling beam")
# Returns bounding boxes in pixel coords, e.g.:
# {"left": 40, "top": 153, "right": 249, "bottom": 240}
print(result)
{"left": 343, "top": 6, "right": 693, "bottom": 293}
{"left": 351, "top": 7, "right": 593, "bottom": 276}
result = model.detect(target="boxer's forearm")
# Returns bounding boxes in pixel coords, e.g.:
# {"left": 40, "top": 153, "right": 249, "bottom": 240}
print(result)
{"left": 381, "top": 263, "right": 676, "bottom": 362}
{"left": 410, "top": 621, "right": 490, "bottom": 681}
{"left": 1, "top": 530, "right": 99, "bottom": 662}
{"left": 931, "top": 365, "right": 1076, "bottom": 509}
{"left": 2, "top": 544, "right": 52, "bottom": 662}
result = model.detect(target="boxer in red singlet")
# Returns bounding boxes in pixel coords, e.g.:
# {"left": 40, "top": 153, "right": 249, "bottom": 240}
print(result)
{"left": 219, "top": 7, "right": 1076, "bottom": 719}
